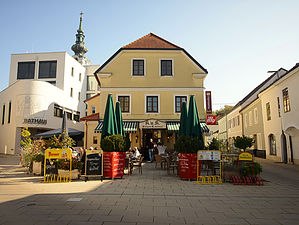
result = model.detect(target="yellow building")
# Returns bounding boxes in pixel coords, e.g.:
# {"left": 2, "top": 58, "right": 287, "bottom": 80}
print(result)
{"left": 83, "top": 33, "right": 208, "bottom": 154}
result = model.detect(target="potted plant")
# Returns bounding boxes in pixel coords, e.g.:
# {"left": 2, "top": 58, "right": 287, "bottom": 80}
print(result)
{"left": 101, "top": 134, "right": 126, "bottom": 178}
{"left": 57, "top": 157, "right": 83, "bottom": 179}
{"left": 175, "top": 135, "right": 204, "bottom": 180}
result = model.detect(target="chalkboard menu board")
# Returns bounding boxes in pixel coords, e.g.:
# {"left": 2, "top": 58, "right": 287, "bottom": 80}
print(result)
{"left": 85, "top": 150, "right": 103, "bottom": 176}
{"left": 45, "top": 159, "right": 58, "bottom": 175}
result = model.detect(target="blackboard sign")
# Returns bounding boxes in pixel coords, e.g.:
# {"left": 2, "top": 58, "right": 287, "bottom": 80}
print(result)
{"left": 85, "top": 150, "right": 103, "bottom": 176}
{"left": 45, "top": 159, "right": 58, "bottom": 175}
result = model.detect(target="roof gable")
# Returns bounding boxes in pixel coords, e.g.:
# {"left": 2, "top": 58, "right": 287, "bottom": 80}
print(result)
{"left": 123, "top": 33, "right": 181, "bottom": 49}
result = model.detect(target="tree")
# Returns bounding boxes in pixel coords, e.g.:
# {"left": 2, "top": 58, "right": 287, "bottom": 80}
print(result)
{"left": 233, "top": 135, "right": 254, "bottom": 151}
{"left": 208, "top": 138, "right": 220, "bottom": 150}
{"left": 48, "top": 131, "right": 75, "bottom": 148}
{"left": 214, "top": 105, "right": 234, "bottom": 118}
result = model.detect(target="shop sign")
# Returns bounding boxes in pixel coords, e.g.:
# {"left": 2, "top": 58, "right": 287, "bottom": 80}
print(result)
{"left": 139, "top": 119, "right": 166, "bottom": 129}
{"left": 197, "top": 150, "right": 221, "bottom": 161}
{"left": 45, "top": 148, "right": 72, "bottom": 159}
{"left": 23, "top": 118, "right": 47, "bottom": 125}
{"left": 206, "top": 114, "right": 217, "bottom": 125}
{"left": 205, "top": 91, "right": 212, "bottom": 114}
{"left": 238, "top": 152, "right": 253, "bottom": 161}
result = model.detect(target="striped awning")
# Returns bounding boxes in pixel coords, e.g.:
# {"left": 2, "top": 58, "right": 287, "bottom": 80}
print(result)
{"left": 95, "top": 121, "right": 139, "bottom": 132}
{"left": 166, "top": 121, "right": 210, "bottom": 134}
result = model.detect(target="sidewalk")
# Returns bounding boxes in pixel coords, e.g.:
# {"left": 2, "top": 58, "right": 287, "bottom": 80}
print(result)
{"left": 0, "top": 156, "right": 298, "bottom": 225}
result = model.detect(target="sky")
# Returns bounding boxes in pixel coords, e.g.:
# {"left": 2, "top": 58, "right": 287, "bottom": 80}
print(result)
{"left": 0, "top": 0, "right": 298, "bottom": 110}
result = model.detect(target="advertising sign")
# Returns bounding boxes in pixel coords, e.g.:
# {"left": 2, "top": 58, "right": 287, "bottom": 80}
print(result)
{"left": 206, "top": 115, "right": 217, "bottom": 125}
{"left": 238, "top": 152, "right": 253, "bottom": 161}
{"left": 197, "top": 150, "right": 221, "bottom": 161}
{"left": 205, "top": 91, "right": 212, "bottom": 114}
{"left": 139, "top": 119, "right": 166, "bottom": 129}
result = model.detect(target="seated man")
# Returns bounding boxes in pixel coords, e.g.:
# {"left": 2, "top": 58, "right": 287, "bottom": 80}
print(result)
{"left": 157, "top": 143, "right": 166, "bottom": 155}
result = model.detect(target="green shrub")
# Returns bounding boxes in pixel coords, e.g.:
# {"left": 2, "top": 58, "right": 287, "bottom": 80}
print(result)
{"left": 208, "top": 138, "right": 220, "bottom": 150}
{"left": 234, "top": 135, "right": 254, "bottom": 151}
{"left": 240, "top": 162, "right": 262, "bottom": 176}
{"left": 175, "top": 135, "right": 204, "bottom": 153}
{"left": 100, "top": 134, "right": 125, "bottom": 152}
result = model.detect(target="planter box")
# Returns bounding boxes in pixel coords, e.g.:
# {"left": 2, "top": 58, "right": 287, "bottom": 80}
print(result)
{"left": 103, "top": 152, "right": 126, "bottom": 178}
{"left": 58, "top": 169, "right": 80, "bottom": 180}
{"left": 178, "top": 153, "right": 197, "bottom": 180}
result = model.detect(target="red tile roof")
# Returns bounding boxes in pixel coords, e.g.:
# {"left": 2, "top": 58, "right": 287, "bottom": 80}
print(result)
{"left": 123, "top": 33, "right": 181, "bottom": 49}
{"left": 80, "top": 113, "right": 99, "bottom": 122}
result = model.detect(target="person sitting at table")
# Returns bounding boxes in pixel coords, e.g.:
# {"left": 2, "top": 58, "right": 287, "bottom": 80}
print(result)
{"left": 157, "top": 142, "right": 166, "bottom": 155}
{"left": 132, "top": 147, "right": 141, "bottom": 159}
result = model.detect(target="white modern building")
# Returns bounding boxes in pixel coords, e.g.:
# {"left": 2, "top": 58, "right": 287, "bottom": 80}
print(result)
{"left": 0, "top": 13, "right": 96, "bottom": 155}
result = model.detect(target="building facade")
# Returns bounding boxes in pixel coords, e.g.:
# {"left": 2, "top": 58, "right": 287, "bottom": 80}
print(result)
{"left": 259, "top": 63, "right": 299, "bottom": 164}
{"left": 0, "top": 13, "right": 94, "bottom": 155}
{"left": 84, "top": 33, "right": 208, "bottom": 152}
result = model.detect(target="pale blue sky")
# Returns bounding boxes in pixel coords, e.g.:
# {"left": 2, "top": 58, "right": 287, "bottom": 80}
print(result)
{"left": 1, "top": 0, "right": 298, "bottom": 110}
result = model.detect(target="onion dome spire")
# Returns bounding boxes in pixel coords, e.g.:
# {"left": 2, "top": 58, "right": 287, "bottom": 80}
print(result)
{"left": 71, "top": 12, "right": 89, "bottom": 64}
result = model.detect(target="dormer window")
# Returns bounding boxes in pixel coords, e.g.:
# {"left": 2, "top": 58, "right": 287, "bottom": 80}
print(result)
{"left": 132, "top": 59, "right": 144, "bottom": 76}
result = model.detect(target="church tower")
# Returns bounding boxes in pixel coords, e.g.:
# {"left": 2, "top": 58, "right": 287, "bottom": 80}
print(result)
{"left": 71, "top": 12, "right": 90, "bottom": 65}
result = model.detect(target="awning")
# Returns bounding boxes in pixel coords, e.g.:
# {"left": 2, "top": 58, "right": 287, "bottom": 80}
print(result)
{"left": 166, "top": 121, "right": 180, "bottom": 131}
{"left": 35, "top": 128, "right": 83, "bottom": 138}
{"left": 95, "top": 121, "right": 139, "bottom": 132}
{"left": 166, "top": 121, "right": 210, "bottom": 134}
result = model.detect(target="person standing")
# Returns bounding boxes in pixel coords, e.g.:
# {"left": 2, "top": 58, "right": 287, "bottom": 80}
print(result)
{"left": 148, "top": 139, "right": 154, "bottom": 162}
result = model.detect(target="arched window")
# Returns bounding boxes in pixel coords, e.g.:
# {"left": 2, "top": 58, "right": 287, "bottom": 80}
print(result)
{"left": 269, "top": 134, "right": 276, "bottom": 155}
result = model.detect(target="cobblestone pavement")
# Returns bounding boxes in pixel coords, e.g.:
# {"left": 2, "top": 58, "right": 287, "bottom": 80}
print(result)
{"left": 0, "top": 154, "right": 298, "bottom": 225}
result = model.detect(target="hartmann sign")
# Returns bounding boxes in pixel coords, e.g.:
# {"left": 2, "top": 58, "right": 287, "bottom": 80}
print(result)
{"left": 23, "top": 118, "right": 47, "bottom": 125}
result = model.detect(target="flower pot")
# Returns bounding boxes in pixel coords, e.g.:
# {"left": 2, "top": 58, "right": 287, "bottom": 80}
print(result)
{"left": 32, "top": 161, "right": 42, "bottom": 175}
{"left": 178, "top": 153, "right": 197, "bottom": 180}
{"left": 103, "top": 152, "right": 126, "bottom": 178}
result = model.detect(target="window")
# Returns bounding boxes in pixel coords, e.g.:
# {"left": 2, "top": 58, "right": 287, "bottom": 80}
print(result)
{"left": 17, "top": 62, "right": 35, "bottom": 79}
{"left": 47, "top": 81, "right": 56, "bottom": 86}
{"left": 86, "top": 93, "right": 92, "bottom": 100}
{"left": 79, "top": 73, "right": 82, "bottom": 81}
{"left": 161, "top": 60, "right": 173, "bottom": 76}
{"left": 266, "top": 102, "right": 271, "bottom": 121}
{"left": 73, "top": 112, "right": 80, "bottom": 122}
{"left": 71, "top": 67, "right": 74, "bottom": 76}
{"left": 132, "top": 59, "right": 144, "bottom": 76}
{"left": 54, "top": 104, "right": 63, "bottom": 117}
{"left": 8, "top": 102, "right": 11, "bottom": 124}
{"left": 38, "top": 61, "right": 57, "bottom": 78}
{"left": 249, "top": 111, "right": 252, "bottom": 126}
{"left": 254, "top": 108, "right": 258, "bottom": 124}
{"left": 93, "top": 136, "right": 98, "bottom": 144}
{"left": 78, "top": 92, "right": 81, "bottom": 101}
{"left": 66, "top": 111, "right": 72, "bottom": 120}
{"left": 146, "top": 96, "right": 158, "bottom": 113}
{"left": 91, "top": 106, "right": 96, "bottom": 114}
{"left": 118, "top": 96, "right": 130, "bottom": 113}
{"left": 70, "top": 88, "right": 73, "bottom": 97}
{"left": 282, "top": 88, "right": 290, "bottom": 112}
{"left": 87, "top": 76, "right": 95, "bottom": 91}
{"left": 2, "top": 104, "right": 5, "bottom": 125}
{"left": 244, "top": 114, "right": 248, "bottom": 128}
{"left": 236, "top": 116, "right": 240, "bottom": 126}
{"left": 175, "top": 96, "right": 187, "bottom": 113}
{"left": 277, "top": 97, "right": 281, "bottom": 117}
{"left": 269, "top": 134, "right": 276, "bottom": 155}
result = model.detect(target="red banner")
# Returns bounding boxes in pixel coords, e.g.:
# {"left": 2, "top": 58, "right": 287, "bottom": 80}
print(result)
{"left": 103, "top": 152, "right": 125, "bottom": 178}
{"left": 206, "top": 114, "right": 217, "bottom": 125}
{"left": 205, "top": 91, "right": 212, "bottom": 114}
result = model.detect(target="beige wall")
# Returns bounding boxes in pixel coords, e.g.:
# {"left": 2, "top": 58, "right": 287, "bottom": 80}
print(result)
{"left": 241, "top": 99, "right": 265, "bottom": 151}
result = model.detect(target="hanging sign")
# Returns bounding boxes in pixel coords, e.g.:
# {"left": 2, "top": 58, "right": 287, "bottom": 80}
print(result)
{"left": 205, "top": 91, "right": 212, "bottom": 114}
{"left": 206, "top": 115, "right": 217, "bottom": 125}
{"left": 238, "top": 152, "right": 253, "bottom": 161}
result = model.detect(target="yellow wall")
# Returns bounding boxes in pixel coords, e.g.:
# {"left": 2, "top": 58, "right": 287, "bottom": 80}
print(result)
{"left": 96, "top": 50, "right": 206, "bottom": 121}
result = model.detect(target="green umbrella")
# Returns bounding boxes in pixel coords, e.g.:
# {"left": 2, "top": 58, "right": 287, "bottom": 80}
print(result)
{"left": 186, "top": 95, "right": 202, "bottom": 138}
{"left": 101, "top": 94, "right": 118, "bottom": 139}
{"left": 179, "top": 101, "right": 188, "bottom": 135}
{"left": 115, "top": 101, "right": 124, "bottom": 136}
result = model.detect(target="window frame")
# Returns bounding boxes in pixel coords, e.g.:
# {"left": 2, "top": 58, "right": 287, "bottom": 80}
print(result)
{"left": 17, "top": 61, "right": 35, "bottom": 79}
{"left": 266, "top": 102, "right": 271, "bottom": 121}
{"left": 174, "top": 95, "right": 187, "bottom": 113}
{"left": 38, "top": 60, "right": 57, "bottom": 79}
{"left": 117, "top": 95, "right": 131, "bottom": 113}
{"left": 132, "top": 59, "right": 145, "bottom": 76}
{"left": 145, "top": 95, "right": 159, "bottom": 114}
{"left": 2, "top": 104, "right": 5, "bottom": 125}
{"left": 160, "top": 59, "right": 174, "bottom": 76}
{"left": 282, "top": 88, "right": 291, "bottom": 113}
{"left": 8, "top": 101, "right": 11, "bottom": 124}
